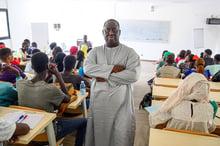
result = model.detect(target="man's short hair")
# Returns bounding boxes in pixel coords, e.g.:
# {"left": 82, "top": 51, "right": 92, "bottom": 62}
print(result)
{"left": 0, "top": 48, "right": 12, "bottom": 61}
{"left": 214, "top": 54, "right": 220, "bottom": 62}
{"left": 22, "top": 41, "right": 29, "bottom": 47}
{"left": 31, "top": 49, "right": 41, "bottom": 55}
{"left": 205, "top": 49, "right": 212, "bottom": 55}
{"left": 31, "top": 52, "right": 48, "bottom": 73}
{"left": 24, "top": 39, "right": 30, "bottom": 44}
{"left": 83, "top": 35, "right": 87, "bottom": 39}
{"left": 64, "top": 55, "right": 76, "bottom": 71}
{"left": 166, "top": 54, "right": 174, "bottom": 64}
{"left": 31, "top": 42, "right": 37, "bottom": 47}
{"left": 103, "top": 19, "right": 120, "bottom": 28}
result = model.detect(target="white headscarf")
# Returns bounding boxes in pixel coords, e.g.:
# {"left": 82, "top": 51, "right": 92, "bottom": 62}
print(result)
{"left": 159, "top": 73, "right": 209, "bottom": 113}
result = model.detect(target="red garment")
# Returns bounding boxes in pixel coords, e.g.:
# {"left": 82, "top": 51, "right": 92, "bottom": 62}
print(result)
{"left": 175, "top": 58, "right": 185, "bottom": 63}
{"left": 0, "top": 45, "right": 6, "bottom": 49}
{"left": 69, "top": 46, "right": 78, "bottom": 55}
{"left": 11, "top": 58, "right": 21, "bottom": 65}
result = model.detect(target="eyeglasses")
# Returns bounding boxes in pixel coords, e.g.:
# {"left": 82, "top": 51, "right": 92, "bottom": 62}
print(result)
{"left": 104, "top": 28, "right": 119, "bottom": 34}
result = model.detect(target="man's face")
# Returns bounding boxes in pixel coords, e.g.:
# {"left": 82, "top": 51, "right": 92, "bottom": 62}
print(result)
{"left": 102, "top": 21, "right": 121, "bottom": 47}
{"left": 23, "top": 44, "right": 29, "bottom": 51}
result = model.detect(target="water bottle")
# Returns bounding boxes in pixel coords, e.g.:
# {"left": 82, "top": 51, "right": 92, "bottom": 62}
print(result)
{"left": 80, "top": 81, "right": 86, "bottom": 95}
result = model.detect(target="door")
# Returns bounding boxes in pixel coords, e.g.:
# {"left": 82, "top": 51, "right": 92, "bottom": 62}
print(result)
{"left": 31, "top": 23, "right": 49, "bottom": 53}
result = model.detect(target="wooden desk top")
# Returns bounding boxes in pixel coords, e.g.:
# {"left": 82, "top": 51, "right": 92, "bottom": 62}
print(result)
{"left": 0, "top": 106, "right": 56, "bottom": 144}
{"left": 152, "top": 86, "right": 220, "bottom": 103}
{"left": 149, "top": 128, "right": 220, "bottom": 146}
{"left": 67, "top": 90, "right": 88, "bottom": 109}
{"left": 154, "top": 77, "right": 220, "bottom": 92}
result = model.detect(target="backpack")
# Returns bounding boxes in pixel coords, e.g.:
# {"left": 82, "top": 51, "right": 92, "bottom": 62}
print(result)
{"left": 139, "top": 93, "right": 152, "bottom": 109}
{"left": 212, "top": 71, "right": 220, "bottom": 82}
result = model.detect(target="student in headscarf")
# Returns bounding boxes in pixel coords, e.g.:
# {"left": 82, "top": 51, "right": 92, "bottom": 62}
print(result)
{"left": 149, "top": 73, "right": 216, "bottom": 134}
{"left": 69, "top": 46, "right": 78, "bottom": 57}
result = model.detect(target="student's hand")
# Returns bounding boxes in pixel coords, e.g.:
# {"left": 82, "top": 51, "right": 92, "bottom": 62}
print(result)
{"left": 111, "top": 65, "right": 124, "bottom": 73}
{"left": 3, "top": 65, "right": 20, "bottom": 77}
{"left": 8, "top": 136, "right": 19, "bottom": 144}
{"left": 96, "top": 77, "right": 106, "bottom": 82}
{"left": 48, "top": 63, "right": 59, "bottom": 75}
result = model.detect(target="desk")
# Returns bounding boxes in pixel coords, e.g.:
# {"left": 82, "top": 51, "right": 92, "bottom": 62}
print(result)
{"left": 215, "top": 109, "right": 220, "bottom": 128}
{"left": 154, "top": 77, "right": 220, "bottom": 92}
{"left": 149, "top": 128, "right": 220, "bottom": 146}
{"left": 0, "top": 106, "right": 56, "bottom": 145}
{"left": 66, "top": 90, "right": 88, "bottom": 118}
{"left": 154, "top": 77, "right": 182, "bottom": 88}
{"left": 152, "top": 86, "right": 220, "bottom": 103}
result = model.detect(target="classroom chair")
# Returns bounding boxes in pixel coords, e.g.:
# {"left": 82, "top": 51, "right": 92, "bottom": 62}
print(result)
{"left": 9, "top": 105, "right": 64, "bottom": 146}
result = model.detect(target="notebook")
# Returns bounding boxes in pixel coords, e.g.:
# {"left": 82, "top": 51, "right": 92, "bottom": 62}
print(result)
{"left": 3, "top": 111, "right": 44, "bottom": 129}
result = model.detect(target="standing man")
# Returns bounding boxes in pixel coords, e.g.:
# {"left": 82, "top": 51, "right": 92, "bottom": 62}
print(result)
{"left": 84, "top": 19, "right": 140, "bottom": 146}
{"left": 79, "top": 35, "right": 92, "bottom": 58}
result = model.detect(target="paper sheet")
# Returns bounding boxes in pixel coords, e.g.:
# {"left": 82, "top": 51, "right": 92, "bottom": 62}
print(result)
{"left": 144, "top": 105, "right": 160, "bottom": 113}
{"left": 3, "top": 111, "right": 44, "bottom": 129}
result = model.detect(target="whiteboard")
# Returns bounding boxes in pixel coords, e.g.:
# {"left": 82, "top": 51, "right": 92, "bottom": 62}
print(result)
{"left": 120, "top": 20, "right": 170, "bottom": 43}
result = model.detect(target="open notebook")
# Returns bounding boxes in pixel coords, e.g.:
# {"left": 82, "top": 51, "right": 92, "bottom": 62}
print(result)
{"left": 3, "top": 111, "right": 44, "bottom": 129}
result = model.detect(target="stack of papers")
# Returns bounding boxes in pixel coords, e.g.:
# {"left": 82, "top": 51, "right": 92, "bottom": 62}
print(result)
{"left": 3, "top": 111, "right": 44, "bottom": 129}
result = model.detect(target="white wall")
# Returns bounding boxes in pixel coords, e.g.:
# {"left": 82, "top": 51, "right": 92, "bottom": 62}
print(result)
{"left": 5, "top": 0, "right": 220, "bottom": 59}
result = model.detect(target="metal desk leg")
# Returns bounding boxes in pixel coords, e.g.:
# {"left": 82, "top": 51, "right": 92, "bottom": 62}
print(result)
{"left": 46, "top": 122, "right": 56, "bottom": 146}
{"left": 82, "top": 99, "right": 87, "bottom": 118}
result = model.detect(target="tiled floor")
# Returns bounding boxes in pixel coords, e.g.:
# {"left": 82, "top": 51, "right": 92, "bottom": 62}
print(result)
{"left": 63, "top": 61, "right": 155, "bottom": 146}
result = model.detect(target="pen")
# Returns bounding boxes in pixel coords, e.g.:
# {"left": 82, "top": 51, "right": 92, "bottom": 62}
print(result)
{"left": 19, "top": 115, "right": 28, "bottom": 123}
{"left": 16, "top": 115, "right": 24, "bottom": 123}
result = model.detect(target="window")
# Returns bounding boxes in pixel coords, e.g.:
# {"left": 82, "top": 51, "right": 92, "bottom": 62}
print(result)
{"left": 0, "top": 9, "right": 10, "bottom": 40}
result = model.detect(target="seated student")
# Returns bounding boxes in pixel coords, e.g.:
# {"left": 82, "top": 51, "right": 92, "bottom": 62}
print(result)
{"left": 184, "top": 57, "right": 207, "bottom": 78}
{"left": 205, "top": 54, "right": 220, "bottom": 78}
{"left": 24, "top": 49, "right": 41, "bottom": 73}
{"left": 183, "top": 54, "right": 198, "bottom": 78}
{"left": 0, "top": 48, "right": 26, "bottom": 83}
{"left": 27, "top": 42, "right": 38, "bottom": 55}
{"left": 156, "top": 54, "right": 181, "bottom": 78}
{"left": 157, "top": 52, "right": 177, "bottom": 71}
{"left": 50, "top": 46, "right": 63, "bottom": 63}
{"left": 178, "top": 54, "right": 192, "bottom": 73}
{"left": 16, "top": 52, "right": 87, "bottom": 146}
{"left": 61, "top": 55, "right": 90, "bottom": 90}
{"left": 0, "top": 42, "right": 6, "bottom": 49}
{"left": 0, "top": 118, "right": 30, "bottom": 142}
{"left": 204, "top": 49, "right": 214, "bottom": 67}
{"left": 55, "top": 52, "right": 66, "bottom": 72}
{"left": 47, "top": 42, "right": 57, "bottom": 56}
{"left": 17, "top": 41, "right": 31, "bottom": 62}
{"left": 69, "top": 46, "right": 78, "bottom": 58}
{"left": 75, "top": 50, "right": 84, "bottom": 69}
{"left": 0, "top": 62, "right": 18, "bottom": 106}
{"left": 175, "top": 50, "right": 186, "bottom": 64}
{"left": 149, "top": 73, "right": 216, "bottom": 134}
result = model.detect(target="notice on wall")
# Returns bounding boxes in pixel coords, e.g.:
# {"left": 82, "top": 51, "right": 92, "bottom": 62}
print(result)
{"left": 120, "top": 19, "right": 170, "bottom": 43}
